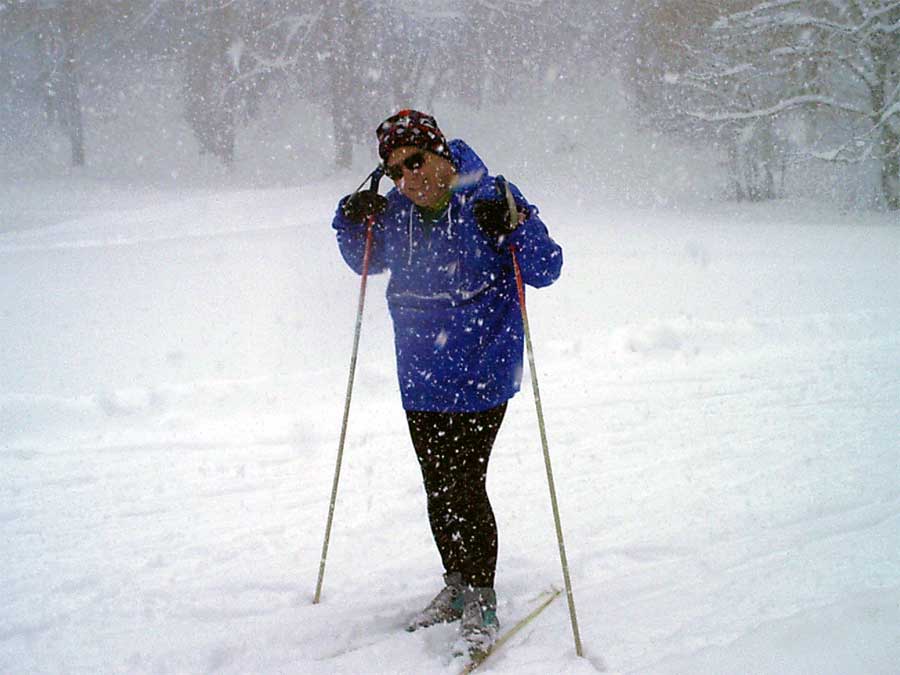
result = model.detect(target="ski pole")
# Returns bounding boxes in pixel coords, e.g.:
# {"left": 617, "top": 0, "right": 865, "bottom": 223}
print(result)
{"left": 314, "top": 167, "right": 383, "bottom": 605}
{"left": 500, "top": 177, "right": 584, "bottom": 657}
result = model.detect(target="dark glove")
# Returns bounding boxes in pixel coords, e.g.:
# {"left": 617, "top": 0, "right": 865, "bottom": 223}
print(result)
{"left": 341, "top": 190, "right": 388, "bottom": 224}
{"left": 473, "top": 198, "right": 522, "bottom": 240}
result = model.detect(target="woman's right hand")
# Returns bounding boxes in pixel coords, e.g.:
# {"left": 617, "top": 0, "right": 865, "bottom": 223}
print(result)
{"left": 341, "top": 190, "right": 388, "bottom": 224}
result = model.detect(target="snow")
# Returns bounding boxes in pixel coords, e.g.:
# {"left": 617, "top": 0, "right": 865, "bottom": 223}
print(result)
{"left": 2, "top": 111, "right": 900, "bottom": 673}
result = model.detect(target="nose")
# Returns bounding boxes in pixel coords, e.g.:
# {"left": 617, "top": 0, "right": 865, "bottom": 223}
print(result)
{"left": 400, "top": 166, "right": 422, "bottom": 185}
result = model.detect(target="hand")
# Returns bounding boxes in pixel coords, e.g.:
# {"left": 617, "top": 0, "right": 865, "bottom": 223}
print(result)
{"left": 341, "top": 190, "right": 388, "bottom": 224}
{"left": 473, "top": 198, "right": 524, "bottom": 240}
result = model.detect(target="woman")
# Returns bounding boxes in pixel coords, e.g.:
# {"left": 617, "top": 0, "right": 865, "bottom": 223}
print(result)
{"left": 331, "top": 109, "right": 562, "bottom": 657}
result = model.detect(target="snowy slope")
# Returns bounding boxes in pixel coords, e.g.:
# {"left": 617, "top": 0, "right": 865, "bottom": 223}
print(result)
{"left": 1, "top": 173, "right": 899, "bottom": 674}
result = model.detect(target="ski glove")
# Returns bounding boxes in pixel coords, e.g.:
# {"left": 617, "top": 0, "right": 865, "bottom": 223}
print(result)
{"left": 341, "top": 190, "right": 388, "bottom": 224}
{"left": 473, "top": 198, "right": 524, "bottom": 241}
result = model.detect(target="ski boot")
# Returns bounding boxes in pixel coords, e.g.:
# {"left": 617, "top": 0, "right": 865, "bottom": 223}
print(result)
{"left": 457, "top": 586, "right": 499, "bottom": 659}
{"left": 406, "top": 572, "right": 465, "bottom": 632}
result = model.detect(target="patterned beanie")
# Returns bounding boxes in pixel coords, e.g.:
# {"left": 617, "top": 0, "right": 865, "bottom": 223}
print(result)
{"left": 376, "top": 109, "right": 452, "bottom": 163}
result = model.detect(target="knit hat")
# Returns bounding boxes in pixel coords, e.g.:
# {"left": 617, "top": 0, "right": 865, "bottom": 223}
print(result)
{"left": 376, "top": 109, "right": 452, "bottom": 163}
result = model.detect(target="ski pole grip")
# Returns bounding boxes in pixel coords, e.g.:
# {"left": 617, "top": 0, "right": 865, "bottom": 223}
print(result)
{"left": 495, "top": 175, "right": 519, "bottom": 231}
{"left": 369, "top": 166, "right": 384, "bottom": 193}
{"left": 365, "top": 167, "right": 383, "bottom": 233}
{"left": 351, "top": 166, "right": 385, "bottom": 196}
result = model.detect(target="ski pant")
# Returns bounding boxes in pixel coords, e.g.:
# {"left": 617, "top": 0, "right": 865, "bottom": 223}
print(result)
{"left": 405, "top": 402, "right": 507, "bottom": 589}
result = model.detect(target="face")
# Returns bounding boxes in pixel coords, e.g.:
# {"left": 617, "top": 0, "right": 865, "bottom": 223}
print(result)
{"left": 385, "top": 146, "right": 456, "bottom": 209}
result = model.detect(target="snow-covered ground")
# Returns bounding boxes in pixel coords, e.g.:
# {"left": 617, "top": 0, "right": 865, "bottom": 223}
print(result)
{"left": 2, "top": 159, "right": 899, "bottom": 675}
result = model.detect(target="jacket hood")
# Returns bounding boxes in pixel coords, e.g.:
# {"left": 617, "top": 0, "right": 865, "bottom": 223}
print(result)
{"left": 449, "top": 139, "right": 488, "bottom": 194}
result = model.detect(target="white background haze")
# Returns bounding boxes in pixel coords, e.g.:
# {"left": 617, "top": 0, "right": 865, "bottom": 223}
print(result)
{"left": 2, "top": 2, "right": 899, "bottom": 673}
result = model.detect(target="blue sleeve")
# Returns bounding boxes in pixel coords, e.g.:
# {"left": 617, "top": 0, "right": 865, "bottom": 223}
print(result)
{"left": 332, "top": 196, "right": 390, "bottom": 276}
{"left": 480, "top": 180, "right": 562, "bottom": 288}
{"left": 505, "top": 200, "right": 563, "bottom": 288}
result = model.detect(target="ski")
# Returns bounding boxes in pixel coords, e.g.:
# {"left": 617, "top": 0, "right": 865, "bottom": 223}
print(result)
{"left": 457, "top": 586, "right": 562, "bottom": 674}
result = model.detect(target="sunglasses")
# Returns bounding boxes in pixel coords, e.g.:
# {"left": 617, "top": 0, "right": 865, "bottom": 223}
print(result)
{"left": 384, "top": 152, "right": 426, "bottom": 181}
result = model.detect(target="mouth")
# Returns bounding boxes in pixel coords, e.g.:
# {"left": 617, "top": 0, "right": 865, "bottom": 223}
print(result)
{"left": 402, "top": 181, "right": 428, "bottom": 196}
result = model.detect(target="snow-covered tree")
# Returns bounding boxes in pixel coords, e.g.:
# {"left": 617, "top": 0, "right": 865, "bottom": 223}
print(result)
{"left": 673, "top": 1, "right": 900, "bottom": 209}
{"left": 173, "top": 0, "right": 384, "bottom": 168}
{"left": 624, "top": 0, "right": 789, "bottom": 201}
{"left": 179, "top": 1, "right": 304, "bottom": 165}
{"left": 1, "top": 0, "right": 87, "bottom": 166}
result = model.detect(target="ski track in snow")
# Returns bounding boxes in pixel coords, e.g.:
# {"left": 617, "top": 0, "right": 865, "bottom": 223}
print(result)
{"left": 1, "top": 180, "right": 899, "bottom": 674}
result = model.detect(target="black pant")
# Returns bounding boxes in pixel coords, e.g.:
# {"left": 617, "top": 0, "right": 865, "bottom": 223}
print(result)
{"left": 406, "top": 403, "right": 507, "bottom": 589}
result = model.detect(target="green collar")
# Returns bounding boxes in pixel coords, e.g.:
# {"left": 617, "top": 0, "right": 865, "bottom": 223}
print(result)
{"left": 417, "top": 192, "right": 452, "bottom": 223}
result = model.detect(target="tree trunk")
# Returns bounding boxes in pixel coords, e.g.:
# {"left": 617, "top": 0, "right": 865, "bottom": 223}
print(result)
{"left": 40, "top": 1, "right": 85, "bottom": 167}
{"left": 182, "top": 2, "right": 238, "bottom": 166}
{"left": 881, "top": 125, "right": 900, "bottom": 210}
{"left": 325, "top": 0, "right": 366, "bottom": 169}
{"left": 871, "top": 36, "right": 900, "bottom": 210}
{"left": 726, "top": 135, "right": 745, "bottom": 201}
{"left": 757, "top": 118, "right": 776, "bottom": 201}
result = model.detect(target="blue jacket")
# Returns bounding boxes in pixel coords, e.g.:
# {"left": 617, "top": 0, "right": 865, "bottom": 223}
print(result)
{"left": 332, "top": 139, "right": 562, "bottom": 412}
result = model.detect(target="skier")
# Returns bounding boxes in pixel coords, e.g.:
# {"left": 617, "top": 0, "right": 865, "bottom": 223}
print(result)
{"left": 331, "top": 109, "right": 563, "bottom": 657}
